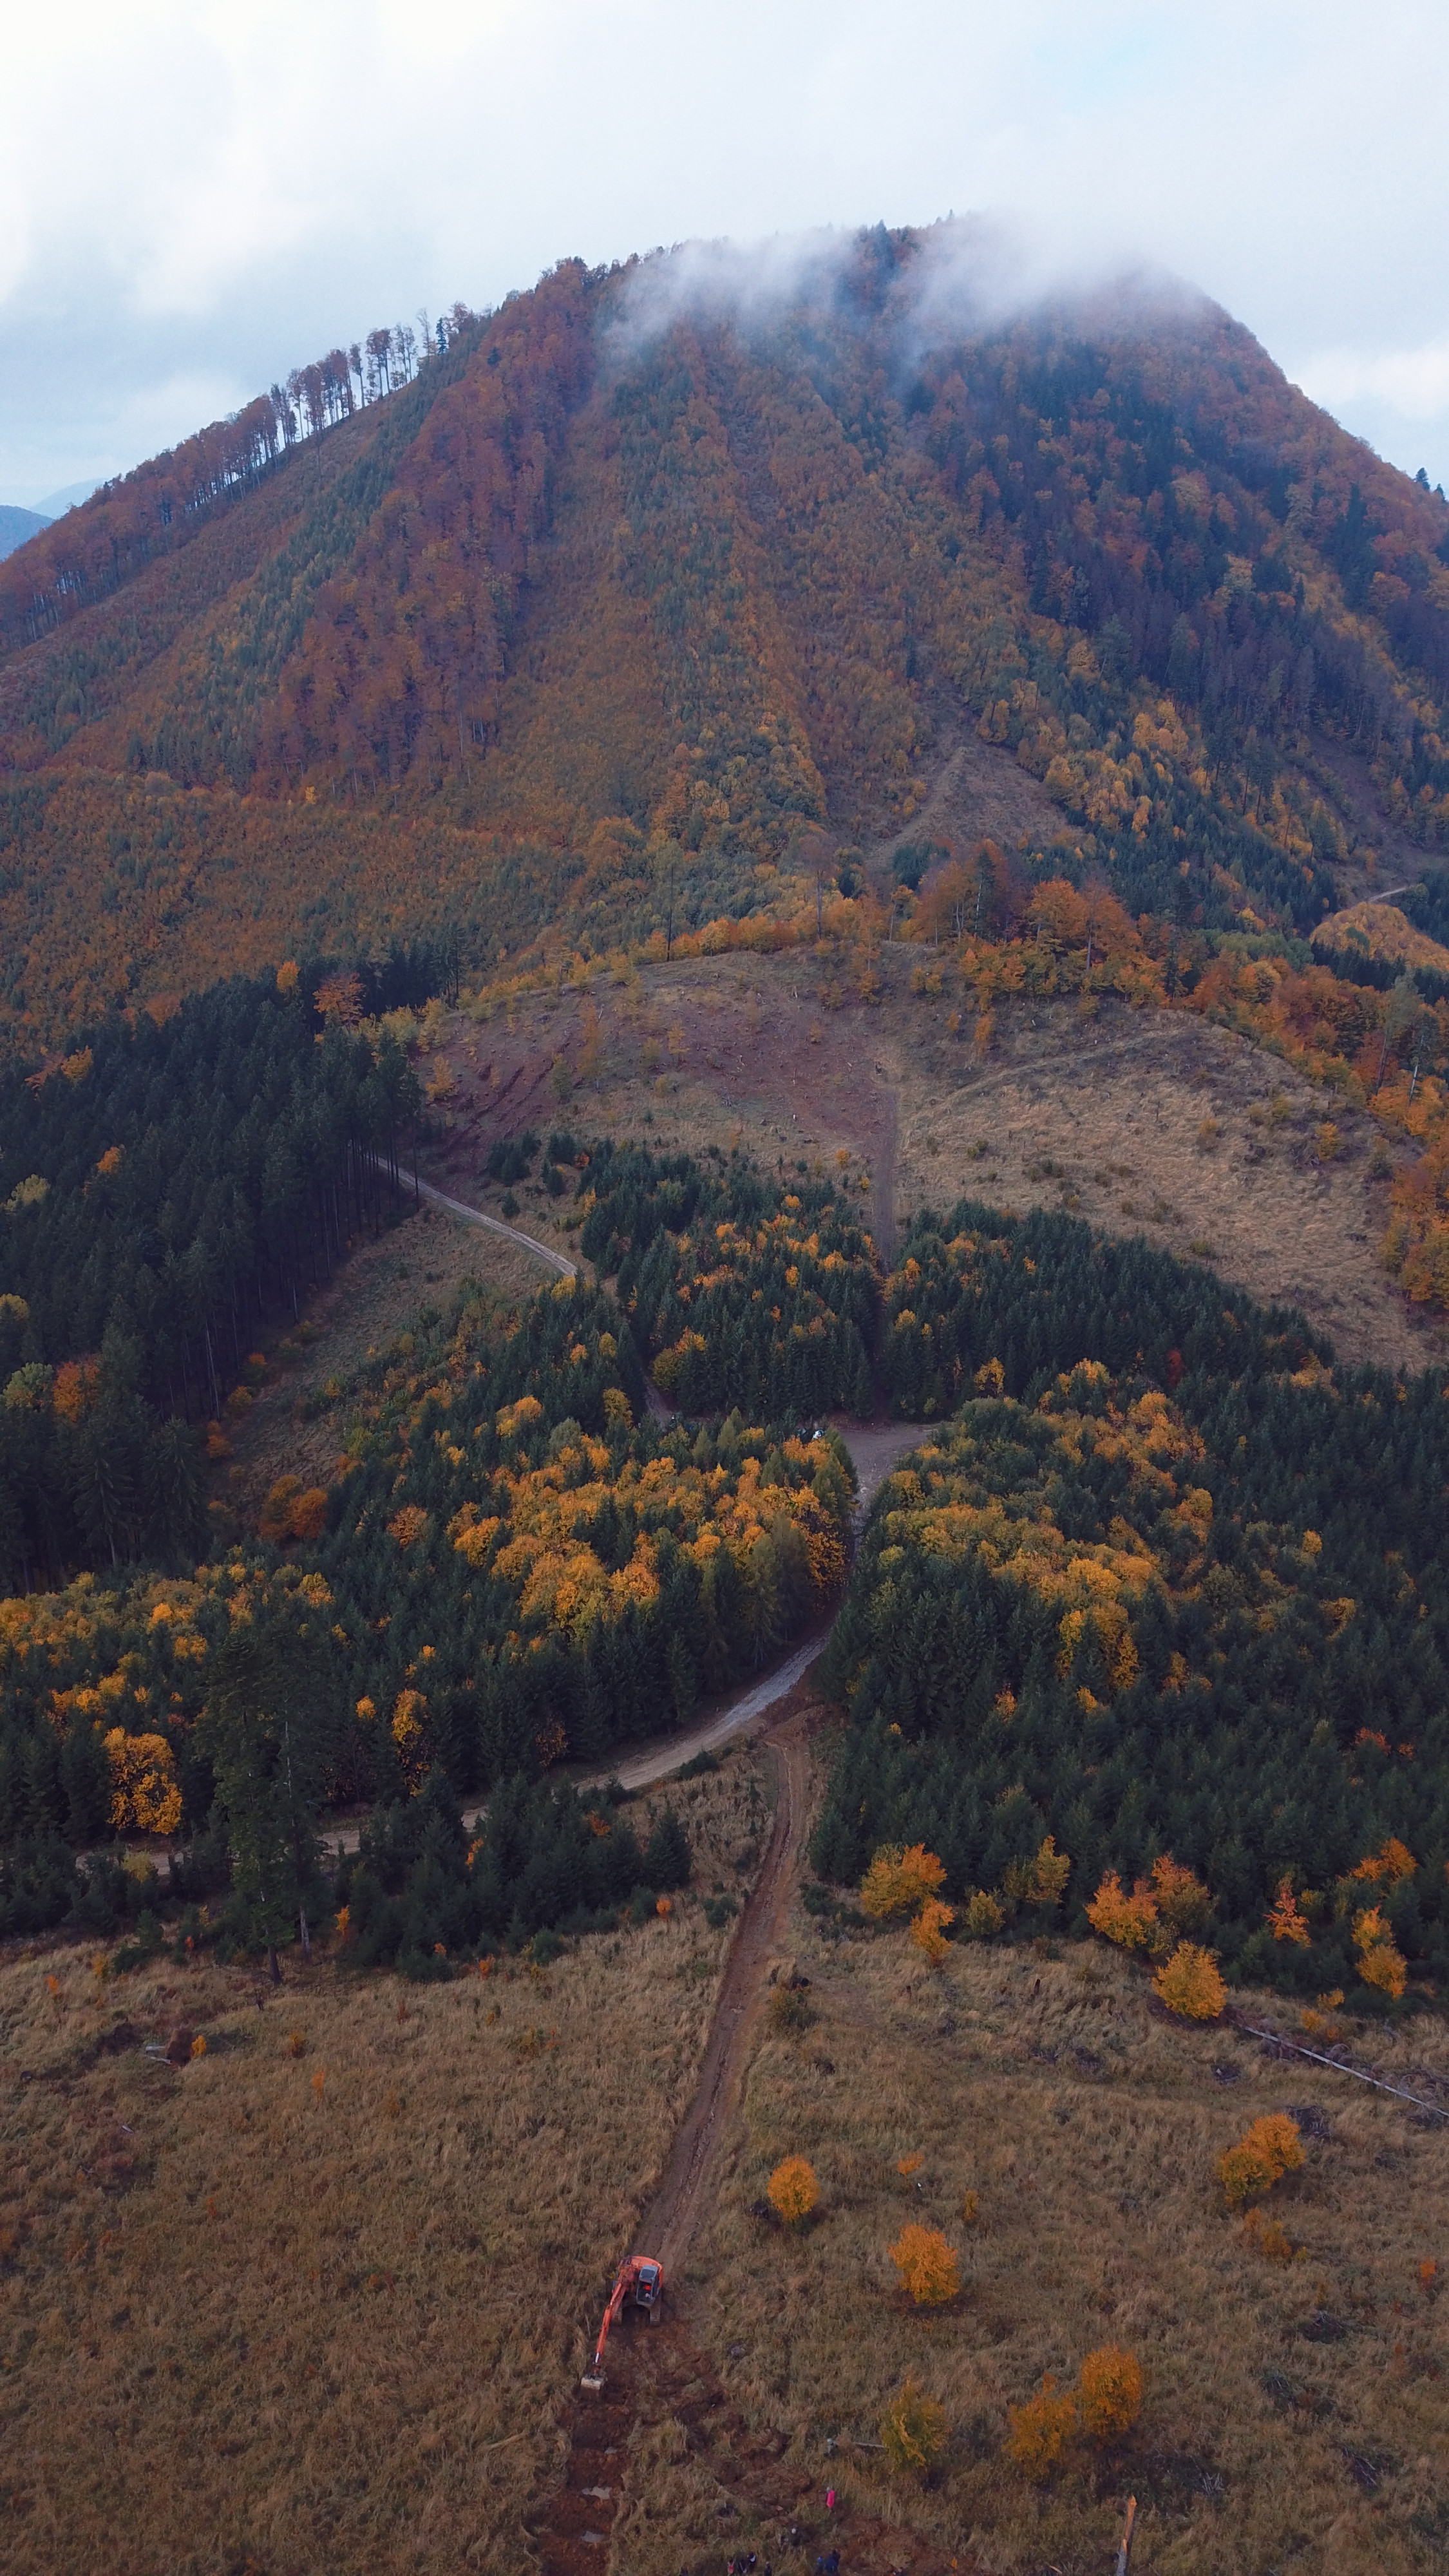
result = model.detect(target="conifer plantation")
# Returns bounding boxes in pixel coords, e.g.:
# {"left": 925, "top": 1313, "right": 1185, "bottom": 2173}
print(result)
{"left": 815, "top": 1202, "right": 1449, "bottom": 1998}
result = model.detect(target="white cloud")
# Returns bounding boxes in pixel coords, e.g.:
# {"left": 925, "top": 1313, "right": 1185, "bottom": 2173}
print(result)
{"left": 1, "top": 0, "right": 1448, "bottom": 497}
{"left": 1298, "top": 341, "right": 1449, "bottom": 424}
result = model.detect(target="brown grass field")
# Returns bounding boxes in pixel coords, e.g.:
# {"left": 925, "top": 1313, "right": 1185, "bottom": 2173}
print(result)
{"left": 675, "top": 1853, "right": 1449, "bottom": 2576}
{"left": 5, "top": 1716, "right": 1446, "bottom": 2576}
{"left": 0, "top": 1757, "right": 768, "bottom": 2576}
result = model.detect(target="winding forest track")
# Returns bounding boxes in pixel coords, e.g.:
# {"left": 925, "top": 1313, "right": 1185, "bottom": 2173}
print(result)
{"left": 395, "top": 1164, "right": 578, "bottom": 1277}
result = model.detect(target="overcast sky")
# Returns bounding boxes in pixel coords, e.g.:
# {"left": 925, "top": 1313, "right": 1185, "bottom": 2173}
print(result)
{"left": 2, "top": 0, "right": 1446, "bottom": 508}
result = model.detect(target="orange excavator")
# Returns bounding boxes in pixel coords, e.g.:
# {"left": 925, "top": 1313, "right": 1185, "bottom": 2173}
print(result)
{"left": 580, "top": 2252, "right": 664, "bottom": 2392}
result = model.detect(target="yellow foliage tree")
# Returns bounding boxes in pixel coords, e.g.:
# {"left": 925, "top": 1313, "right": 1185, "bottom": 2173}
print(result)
{"left": 1152, "top": 1942, "right": 1226, "bottom": 2020}
{"left": 1076, "top": 2345, "right": 1143, "bottom": 2441}
{"left": 1005, "top": 2374, "right": 1077, "bottom": 2477}
{"left": 390, "top": 1689, "right": 428, "bottom": 1790}
{"left": 1030, "top": 1833, "right": 1072, "bottom": 1907}
{"left": 1005, "top": 1833, "right": 1072, "bottom": 1908}
{"left": 887, "top": 2222, "right": 960, "bottom": 2306}
{"left": 104, "top": 1728, "right": 183, "bottom": 1836}
{"left": 860, "top": 1842, "right": 947, "bottom": 1921}
{"left": 766, "top": 2155, "right": 819, "bottom": 2224}
{"left": 1352, "top": 1905, "right": 1408, "bottom": 1998}
{"left": 910, "top": 1897, "right": 955, "bottom": 1962}
{"left": 880, "top": 2378, "right": 947, "bottom": 2473}
{"left": 1217, "top": 2113, "right": 1304, "bottom": 2210}
{"left": 1084, "top": 1868, "right": 1158, "bottom": 1950}
{"left": 962, "top": 1887, "right": 1005, "bottom": 1937}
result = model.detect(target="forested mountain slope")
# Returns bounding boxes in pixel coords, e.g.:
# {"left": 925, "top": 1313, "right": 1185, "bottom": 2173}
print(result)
{"left": 4, "top": 225, "right": 1449, "bottom": 1043}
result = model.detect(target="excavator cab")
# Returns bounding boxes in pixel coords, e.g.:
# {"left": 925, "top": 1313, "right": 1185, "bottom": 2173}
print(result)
{"left": 581, "top": 2252, "right": 665, "bottom": 2391}
{"left": 631, "top": 2260, "right": 662, "bottom": 2318}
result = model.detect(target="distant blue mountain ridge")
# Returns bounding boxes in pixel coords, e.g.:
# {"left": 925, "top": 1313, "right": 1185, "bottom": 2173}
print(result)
{"left": 0, "top": 504, "right": 53, "bottom": 562}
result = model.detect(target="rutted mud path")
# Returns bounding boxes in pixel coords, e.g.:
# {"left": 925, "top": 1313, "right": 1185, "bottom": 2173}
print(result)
{"left": 531, "top": 1701, "right": 812, "bottom": 2574}
{"left": 532, "top": 1695, "right": 961, "bottom": 2575}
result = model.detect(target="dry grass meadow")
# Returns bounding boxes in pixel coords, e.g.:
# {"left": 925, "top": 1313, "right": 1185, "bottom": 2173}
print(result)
{"left": 0, "top": 1754, "right": 771, "bottom": 2576}
{"left": 666, "top": 1879, "right": 1449, "bottom": 2576}
{"left": 4, "top": 1716, "right": 1447, "bottom": 2576}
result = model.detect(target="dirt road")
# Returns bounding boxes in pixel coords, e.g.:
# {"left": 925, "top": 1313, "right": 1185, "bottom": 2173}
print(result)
{"left": 397, "top": 1165, "right": 578, "bottom": 1277}
{"left": 633, "top": 1705, "right": 812, "bottom": 2276}
{"left": 533, "top": 1676, "right": 965, "bottom": 2573}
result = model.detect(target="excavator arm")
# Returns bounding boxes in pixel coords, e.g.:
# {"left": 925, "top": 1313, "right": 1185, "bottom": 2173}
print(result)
{"left": 581, "top": 2253, "right": 663, "bottom": 2391}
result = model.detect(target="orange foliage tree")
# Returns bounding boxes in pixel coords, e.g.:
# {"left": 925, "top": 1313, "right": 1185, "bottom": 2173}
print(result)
{"left": 910, "top": 1897, "right": 955, "bottom": 1962}
{"left": 887, "top": 2223, "right": 960, "bottom": 2306}
{"left": 860, "top": 1844, "right": 947, "bottom": 1921}
{"left": 766, "top": 2156, "right": 819, "bottom": 2226}
{"left": 1152, "top": 1942, "right": 1226, "bottom": 2020}
{"left": 1216, "top": 2114, "right": 1304, "bottom": 2210}
{"left": 1004, "top": 2375, "right": 1078, "bottom": 2477}
{"left": 1266, "top": 1877, "right": 1312, "bottom": 1945}
{"left": 1076, "top": 2345, "right": 1144, "bottom": 2441}
{"left": 1352, "top": 1906, "right": 1408, "bottom": 1998}
{"left": 105, "top": 1728, "right": 183, "bottom": 1835}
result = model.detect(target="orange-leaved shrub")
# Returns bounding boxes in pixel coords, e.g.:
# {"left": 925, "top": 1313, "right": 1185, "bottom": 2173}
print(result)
{"left": 1217, "top": 2113, "right": 1304, "bottom": 2209}
{"left": 1087, "top": 1853, "right": 1211, "bottom": 1955}
{"left": 1005, "top": 2345, "right": 1144, "bottom": 2477}
{"left": 1151, "top": 1941, "right": 1226, "bottom": 2019}
{"left": 1005, "top": 2375, "right": 1078, "bottom": 2476}
{"left": 1084, "top": 1869, "right": 1159, "bottom": 1951}
{"left": 860, "top": 1844, "right": 947, "bottom": 1921}
{"left": 888, "top": 2223, "right": 960, "bottom": 2306}
{"left": 766, "top": 2156, "right": 819, "bottom": 2225}
{"left": 910, "top": 1896, "right": 955, "bottom": 1962}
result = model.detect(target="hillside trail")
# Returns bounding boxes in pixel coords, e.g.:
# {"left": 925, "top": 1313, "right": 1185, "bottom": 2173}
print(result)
{"left": 532, "top": 1687, "right": 963, "bottom": 2576}
{"left": 396, "top": 1164, "right": 578, "bottom": 1277}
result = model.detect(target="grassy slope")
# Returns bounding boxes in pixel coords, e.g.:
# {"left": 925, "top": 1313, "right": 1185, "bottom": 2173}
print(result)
{"left": 413, "top": 947, "right": 1439, "bottom": 1371}
{"left": 650, "top": 1830, "right": 1449, "bottom": 2575}
{"left": 0, "top": 1754, "right": 768, "bottom": 2576}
